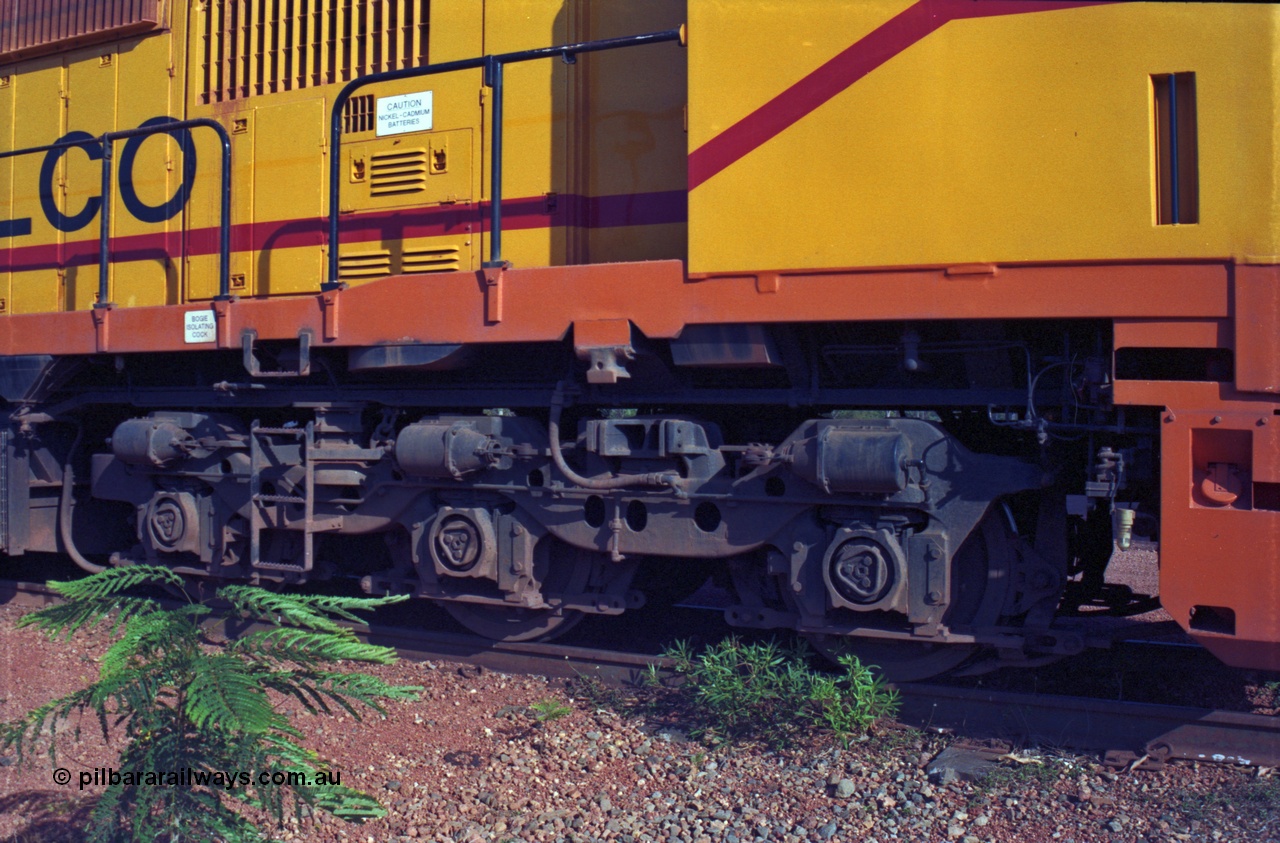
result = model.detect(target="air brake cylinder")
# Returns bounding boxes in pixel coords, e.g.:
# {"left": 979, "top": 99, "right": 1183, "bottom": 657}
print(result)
{"left": 111, "top": 419, "right": 196, "bottom": 467}
{"left": 788, "top": 427, "right": 909, "bottom": 494}
{"left": 394, "top": 420, "right": 501, "bottom": 479}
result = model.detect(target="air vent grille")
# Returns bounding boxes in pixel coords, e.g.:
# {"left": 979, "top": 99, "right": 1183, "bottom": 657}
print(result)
{"left": 199, "top": 0, "right": 429, "bottom": 104}
{"left": 0, "top": 0, "right": 162, "bottom": 65}
{"left": 402, "top": 245, "right": 460, "bottom": 274}
{"left": 337, "top": 248, "right": 391, "bottom": 279}
{"left": 343, "top": 94, "right": 375, "bottom": 133}
{"left": 369, "top": 148, "right": 427, "bottom": 195}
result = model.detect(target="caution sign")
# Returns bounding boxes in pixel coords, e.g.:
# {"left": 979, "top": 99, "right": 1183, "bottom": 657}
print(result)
{"left": 376, "top": 91, "right": 433, "bottom": 137}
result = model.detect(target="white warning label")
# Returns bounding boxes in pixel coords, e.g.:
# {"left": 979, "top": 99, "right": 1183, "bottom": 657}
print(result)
{"left": 184, "top": 309, "right": 216, "bottom": 344}
{"left": 376, "top": 91, "right": 433, "bottom": 136}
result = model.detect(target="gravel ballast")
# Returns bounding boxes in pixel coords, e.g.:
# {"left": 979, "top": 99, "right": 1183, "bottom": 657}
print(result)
{"left": 3, "top": 599, "right": 1279, "bottom": 843}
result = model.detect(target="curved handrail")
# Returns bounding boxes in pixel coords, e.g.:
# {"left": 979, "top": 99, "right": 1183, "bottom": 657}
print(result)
{"left": 324, "top": 27, "right": 684, "bottom": 290}
{"left": 0, "top": 117, "right": 233, "bottom": 304}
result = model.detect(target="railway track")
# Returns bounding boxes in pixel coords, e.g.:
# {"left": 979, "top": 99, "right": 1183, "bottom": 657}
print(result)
{"left": 3, "top": 577, "right": 1279, "bottom": 770}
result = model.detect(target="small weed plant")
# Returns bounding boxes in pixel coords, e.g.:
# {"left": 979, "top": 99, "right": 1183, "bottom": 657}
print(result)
{"left": 1174, "top": 774, "right": 1280, "bottom": 825}
{"left": 530, "top": 698, "right": 572, "bottom": 723}
{"left": 0, "top": 565, "right": 421, "bottom": 843}
{"left": 982, "top": 755, "right": 1068, "bottom": 789}
{"left": 651, "top": 637, "right": 898, "bottom": 748}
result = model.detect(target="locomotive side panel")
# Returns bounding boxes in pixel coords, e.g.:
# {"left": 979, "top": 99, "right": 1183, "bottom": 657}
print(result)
{"left": 1, "top": 10, "right": 183, "bottom": 311}
{"left": 687, "top": 0, "right": 1280, "bottom": 272}
{"left": 0, "top": 66, "right": 13, "bottom": 315}
{"left": 104, "top": 26, "right": 184, "bottom": 308}
{"left": 561, "top": 0, "right": 687, "bottom": 266}
{"left": 7, "top": 58, "right": 65, "bottom": 315}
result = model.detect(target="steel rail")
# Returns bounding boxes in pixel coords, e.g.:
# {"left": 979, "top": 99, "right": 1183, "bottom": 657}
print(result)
{"left": 0, "top": 578, "right": 666, "bottom": 685}
{"left": 4, "top": 577, "right": 1278, "bottom": 766}
{"left": 893, "top": 682, "right": 1280, "bottom": 769}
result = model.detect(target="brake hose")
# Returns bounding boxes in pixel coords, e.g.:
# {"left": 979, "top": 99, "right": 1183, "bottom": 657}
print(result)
{"left": 59, "top": 425, "right": 107, "bottom": 574}
{"left": 547, "top": 383, "right": 678, "bottom": 491}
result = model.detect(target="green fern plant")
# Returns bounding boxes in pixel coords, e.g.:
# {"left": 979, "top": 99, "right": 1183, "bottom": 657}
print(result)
{"left": 0, "top": 565, "right": 421, "bottom": 843}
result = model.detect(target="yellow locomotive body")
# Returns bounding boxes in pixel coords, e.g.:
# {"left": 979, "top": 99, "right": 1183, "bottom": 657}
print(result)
{"left": 4, "top": 1, "right": 1280, "bottom": 296}
{"left": 0, "top": 0, "right": 686, "bottom": 308}
{"left": 687, "top": 0, "right": 1280, "bottom": 270}
{"left": 1, "top": 0, "right": 1278, "bottom": 678}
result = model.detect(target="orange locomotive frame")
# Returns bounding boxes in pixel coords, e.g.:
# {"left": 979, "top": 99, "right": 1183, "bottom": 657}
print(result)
{"left": 0, "top": 254, "right": 1274, "bottom": 670}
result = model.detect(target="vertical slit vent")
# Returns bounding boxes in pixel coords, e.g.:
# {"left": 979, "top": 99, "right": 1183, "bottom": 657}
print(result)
{"left": 1153, "top": 72, "right": 1199, "bottom": 225}
{"left": 201, "top": 0, "right": 428, "bottom": 103}
{"left": 342, "top": 94, "right": 375, "bottom": 133}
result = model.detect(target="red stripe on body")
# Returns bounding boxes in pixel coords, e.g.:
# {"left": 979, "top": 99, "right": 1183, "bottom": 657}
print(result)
{"left": 0, "top": 190, "right": 686, "bottom": 273}
{"left": 687, "top": 0, "right": 1117, "bottom": 190}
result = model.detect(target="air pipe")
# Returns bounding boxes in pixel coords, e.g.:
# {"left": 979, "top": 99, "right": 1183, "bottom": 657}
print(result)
{"left": 59, "top": 426, "right": 106, "bottom": 574}
{"left": 548, "top": 383, "right": 678, "bottom": 491}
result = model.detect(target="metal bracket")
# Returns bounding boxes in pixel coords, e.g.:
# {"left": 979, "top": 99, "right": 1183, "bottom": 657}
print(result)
{"left": 482, "top": 261, "right": 508, "bottom": 323}
{"left": 91, "top": 302, "right": 114, "bottom": 353}
{"left": 242, "top": 328, "right": 312, "bottom": 377}
{"left": 319, "top": 285, "right": 344, "bottom": 341}
{"left": 574, "top": 318, "right": 635, "bottom": 384}
{"left": 212, "top": 297, "right": 235, "bottom": 348}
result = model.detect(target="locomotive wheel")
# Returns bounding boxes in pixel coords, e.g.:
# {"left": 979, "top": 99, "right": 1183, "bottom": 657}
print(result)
{"left": 441, "top": 541, "right": 597, "bottom": 643}
{"left": 806, "top": 507, "right": 1018, "bottom": 682}
{"left": 632, "top": 557, "right": 712, "bottom": 607}
{"left": 805, "top": 634, "right": 975, "bottom": 684}
{"left": 443, "top": 601, "right": 585, "bottom": 643}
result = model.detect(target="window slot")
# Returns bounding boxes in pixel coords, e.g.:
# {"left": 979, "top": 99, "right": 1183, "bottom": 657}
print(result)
{"left": 1152, "top": 72, "right": 1199, "bottom": 225}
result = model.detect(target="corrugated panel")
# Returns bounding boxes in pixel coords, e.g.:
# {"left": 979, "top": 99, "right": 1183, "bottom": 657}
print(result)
{"left": 0, "top": 0, "right": 164, "bottom": 64}
{"left": 337, "top": 248, "right": 391, "bottom": 279}
{"left": 201, "top": 0, "right": 428, "bottom": 103}
{"left": 369, "top": 147, "right": 427, "bottom": 195}
{"left": 401, "top": 245, "right": 459, "bottom": 273}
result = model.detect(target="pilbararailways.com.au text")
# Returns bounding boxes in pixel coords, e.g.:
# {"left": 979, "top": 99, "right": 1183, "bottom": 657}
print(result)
{"left": 66, "top": 767, "right": 343, "bottom": 791}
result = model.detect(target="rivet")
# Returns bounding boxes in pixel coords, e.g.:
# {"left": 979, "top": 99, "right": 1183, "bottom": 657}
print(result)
{"left": 927, "top": 590, "right": 943, "bottom": 604}
{"left": 1164, "top": 412, "right": 1176, "bottom": 423}
{"left": 1211, "top": 416, "right": 1222, "bottom": 425}
{"left": 792, "top": 581, "right": 803, "bottom": 593}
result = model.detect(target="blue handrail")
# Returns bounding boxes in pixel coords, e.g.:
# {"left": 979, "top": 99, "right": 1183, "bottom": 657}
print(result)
{"left": 0, "top": 117, "right": 233, "bottom": 304}
{"left": 324, "top": 27, "right": 684, "bottom": 290}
